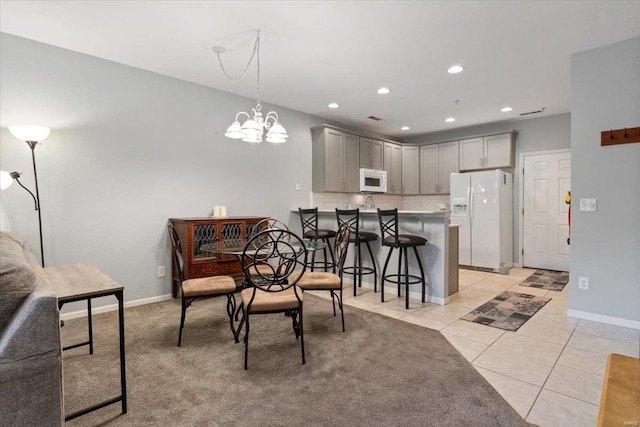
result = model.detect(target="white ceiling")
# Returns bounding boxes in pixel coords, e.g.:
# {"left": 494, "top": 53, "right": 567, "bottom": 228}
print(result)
{"left": 1, "top": 1, "right": 639, "bottom": 139}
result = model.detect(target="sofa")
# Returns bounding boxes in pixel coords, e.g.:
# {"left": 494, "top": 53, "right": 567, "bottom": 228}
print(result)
{"left": 0, "top": 232, "right": 64, "bottom": 427}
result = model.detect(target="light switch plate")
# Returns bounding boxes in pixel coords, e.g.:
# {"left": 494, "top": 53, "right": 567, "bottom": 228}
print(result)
{"left": 580, "top": 198, "right": 597, "bottom": 212}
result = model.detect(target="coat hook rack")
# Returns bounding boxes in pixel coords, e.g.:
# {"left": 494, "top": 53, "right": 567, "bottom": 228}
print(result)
{"left": 601, "top": 126, "right": 640, "bottom": 146}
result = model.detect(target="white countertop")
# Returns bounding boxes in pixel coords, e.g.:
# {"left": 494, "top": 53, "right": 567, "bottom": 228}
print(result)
{"left": 296, "top": 209, "right": 451, "bottom": 215}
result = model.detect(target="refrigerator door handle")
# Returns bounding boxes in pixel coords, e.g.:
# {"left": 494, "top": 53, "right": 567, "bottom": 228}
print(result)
{"left": 470, "top": 185, "right": 474, "bottom": 230}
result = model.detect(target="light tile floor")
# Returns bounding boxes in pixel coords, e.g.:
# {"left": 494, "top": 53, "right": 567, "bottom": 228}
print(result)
{"left": 308, "top": 267, "right": 640, "bottom": 426}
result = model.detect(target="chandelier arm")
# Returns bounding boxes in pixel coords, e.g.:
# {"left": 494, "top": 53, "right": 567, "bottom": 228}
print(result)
{"left": 263, "top": 111, "right": 279, "bottom": 128}
{"left": 235, "top": 111, "right": 251, "bottom": 122}
{"left": 215, "top": 31, "right": 260, "bottom": 82}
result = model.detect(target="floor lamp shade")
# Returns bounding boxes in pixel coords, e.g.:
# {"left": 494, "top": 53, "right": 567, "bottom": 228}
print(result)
{"left": 9, "top": 125, "right": 50, "bottom": 143}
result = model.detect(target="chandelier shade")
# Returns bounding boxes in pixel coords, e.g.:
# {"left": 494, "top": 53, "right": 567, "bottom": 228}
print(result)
{"left": 213, "top": 31, "right": 287, "bottom": 144}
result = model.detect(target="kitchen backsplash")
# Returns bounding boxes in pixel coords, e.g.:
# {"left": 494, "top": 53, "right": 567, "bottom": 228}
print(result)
{"left": 310, "top": 193, "right": 450, "bottom": 211}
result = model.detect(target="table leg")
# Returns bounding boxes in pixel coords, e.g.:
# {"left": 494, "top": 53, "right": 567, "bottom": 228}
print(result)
{"left": 116, "top": 290, "right": 127, "bottom": 414}
{"left": 87, "top": 298, "right": 94, "bottom": 354}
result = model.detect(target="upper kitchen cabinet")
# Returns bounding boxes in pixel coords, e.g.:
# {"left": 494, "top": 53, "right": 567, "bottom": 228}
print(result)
{"left": 401, "top": 146, "right": 420, "bottom": 194}
{"left": 383, "top": 142, "right": 402, "bottom": 194}
{"left": 360, "top": 137, "right": 384, "bottom": 170}
{"left": 459, "top": 132, "right": 516, "bottom": 171}
{"left": 312, "top": 126, "right": 360, "bottom": 192}
{"left": 420, "top": 141, "right": 459, "bottom": 194}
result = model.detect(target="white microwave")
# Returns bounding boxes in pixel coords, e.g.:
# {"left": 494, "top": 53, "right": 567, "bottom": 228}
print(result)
{"left": 359, "top": 168, "right": 387, "bottom": 193}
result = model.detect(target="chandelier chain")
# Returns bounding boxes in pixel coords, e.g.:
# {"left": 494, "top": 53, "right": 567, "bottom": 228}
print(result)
{"left": 214, "top": 30, "right": 261, "bottom": 109}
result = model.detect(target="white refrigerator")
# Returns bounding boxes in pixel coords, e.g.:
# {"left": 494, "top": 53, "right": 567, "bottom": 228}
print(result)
{"left": 450, "top": 169, "right": 513, "bottom": 274}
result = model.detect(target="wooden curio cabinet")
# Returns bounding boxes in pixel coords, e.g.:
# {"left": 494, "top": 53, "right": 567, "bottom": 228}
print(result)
{"left": 168, "top": 216, "right": 267, "bottom": 297}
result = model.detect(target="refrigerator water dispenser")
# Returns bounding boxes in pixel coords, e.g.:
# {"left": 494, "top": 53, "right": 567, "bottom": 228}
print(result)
{"left": 452, "top": 198, "right": 468, "bottom": 215}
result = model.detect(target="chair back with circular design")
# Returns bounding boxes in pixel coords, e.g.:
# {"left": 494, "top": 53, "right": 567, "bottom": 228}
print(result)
{"left": 241, "top": 229, "right": 307, "bottom": 300}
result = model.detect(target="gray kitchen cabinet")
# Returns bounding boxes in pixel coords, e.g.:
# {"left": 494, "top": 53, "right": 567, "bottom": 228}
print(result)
{"left": 459, "top": 132, "right": 514, "bottom": 171}
{"left": 420, "top": 141, "right": 459, "bottom": 194}
{"left": 360, "top": 137, "right": 384, "bottom": 170}
{"left": 312, "top": 126, "right": 360, "bottom": 192}
{"left": 383, "top": 142, "right": 402, "bottom": 194}
{"left": 401, "top": 145, "right": 420, "bottom": 194}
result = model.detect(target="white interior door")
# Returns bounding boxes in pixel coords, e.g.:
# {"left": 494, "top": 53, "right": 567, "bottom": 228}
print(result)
{"left": 523, "top": 151, "right": 571, "bottom": 271}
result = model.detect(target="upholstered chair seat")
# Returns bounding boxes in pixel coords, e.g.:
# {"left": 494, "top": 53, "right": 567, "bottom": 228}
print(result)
{"left": 241, "top": 286, "right": 303, "bottom": 312}
{"left": 182, "top": 276, "right": 236, "bottom": 298}
{"left": 296, "top": 271, "right": 341, "bottom": 290}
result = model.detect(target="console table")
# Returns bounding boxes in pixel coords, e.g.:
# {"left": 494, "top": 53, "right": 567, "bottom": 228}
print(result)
{"left": 168, "top": 217, "right": 267, "bottom": 298}
{"left": 44, "top": 263, "right": 126, "bottom": 421}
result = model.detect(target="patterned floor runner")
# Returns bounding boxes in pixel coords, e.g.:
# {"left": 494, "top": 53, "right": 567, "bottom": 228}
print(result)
{"left": 520, "top": 269, "right": 569, "bottom": 291}
{"left": 461, "top": 291, "right": 551, "bottom": 331}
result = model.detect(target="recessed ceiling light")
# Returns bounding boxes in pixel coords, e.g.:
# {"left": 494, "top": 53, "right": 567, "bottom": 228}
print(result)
{"left": 501, "top": 107, "right": 513, "bottom": 112}
{"left": 401, "top": 126, "right": 410, "bottom": 131}
{"left": 377, "top": 87, "right": 390, "bottom": 95}
{"left": 328, "top": 103, "right": 339, "bottom": 109}
{"left": 445, "top": 117, "right": 456, "bottom": 123}
{"left": 447, "top": 65, "right": 464, "bottom": 74}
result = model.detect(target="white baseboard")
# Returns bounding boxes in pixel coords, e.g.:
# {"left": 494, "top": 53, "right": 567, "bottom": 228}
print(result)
{"left": 343, "top": 279, "right": 448, "bottom": 306}
{"left": 60, "top": 294, "right": 174, "bottom": 321}
{"left": 567, "top": 309, "right": 640, "bottom": 330}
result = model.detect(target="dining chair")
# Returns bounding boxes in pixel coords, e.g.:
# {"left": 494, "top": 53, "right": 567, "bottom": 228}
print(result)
{"left": 167, "top": 223, "right": 238, "bottom": 347}
{"left": 298, "top": 207, "right": 336, "bottom": 272}
{"left": 244, "top": 217, "right": 290, "bottom": 278}
{"left": 296, "top": 222, "right": 351, "bottom": 331}
{"left": 239, "top": 228, "right": 308, "bottom": 369}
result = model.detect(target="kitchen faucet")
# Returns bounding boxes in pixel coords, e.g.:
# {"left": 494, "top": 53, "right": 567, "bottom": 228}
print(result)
{"left": 364, "top": 195, "right": 375, "bottom": 209}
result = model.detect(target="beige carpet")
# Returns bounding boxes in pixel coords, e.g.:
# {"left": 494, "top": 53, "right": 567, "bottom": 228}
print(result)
{"left": 61, "top": 294, "right": 534, "bottom": 426}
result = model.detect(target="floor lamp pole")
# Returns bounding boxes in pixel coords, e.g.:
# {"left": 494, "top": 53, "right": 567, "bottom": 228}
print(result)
{"left": 27, "top": 140, "right": 45, "bottom": 267}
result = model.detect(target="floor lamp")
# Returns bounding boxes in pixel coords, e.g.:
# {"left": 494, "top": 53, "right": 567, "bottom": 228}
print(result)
{"left": 3, "top": 125, "right": 51, "bottom": 267}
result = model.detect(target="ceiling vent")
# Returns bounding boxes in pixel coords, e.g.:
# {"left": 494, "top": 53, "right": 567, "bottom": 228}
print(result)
{"left": 367, "top": 116, "right": 382, "bottom": 121}
{"left": 520, "top": 107, "right": 546, "bottom": 116}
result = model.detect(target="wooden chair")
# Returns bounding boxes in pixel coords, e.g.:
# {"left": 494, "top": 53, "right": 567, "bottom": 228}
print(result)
{"left": 297, "top": 223, "right": 351, "bottom": 331}
{"left": 167, "top": 223, "right": 237, "bottom": 347}
{"left": 239, "top": 228, "right": 308, "bottom": 369}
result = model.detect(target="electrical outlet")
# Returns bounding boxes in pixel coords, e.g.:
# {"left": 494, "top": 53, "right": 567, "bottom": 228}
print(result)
{"left": 295, "top": 183, "right": 301, "bottom": 191}
{"left": 157, "top": 265, "right": 166, "bottom": 278}
{"left": 578, "top": 276, "right": 589, "bottom": 290}
{"left": 579, "top": 198, "right": 597, "bottom": 212}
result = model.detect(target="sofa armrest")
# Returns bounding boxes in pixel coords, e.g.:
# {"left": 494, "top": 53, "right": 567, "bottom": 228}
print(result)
{"left": 0, "top": 290, "right": 61, "bottom": 362}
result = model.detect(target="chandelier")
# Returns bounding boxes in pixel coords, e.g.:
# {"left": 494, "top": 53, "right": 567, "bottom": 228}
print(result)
{"left": 213, "top": 30, "right": 287, "bottom": 144}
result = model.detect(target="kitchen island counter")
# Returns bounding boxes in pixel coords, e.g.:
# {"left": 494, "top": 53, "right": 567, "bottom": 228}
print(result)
{"left": 291, "top": 208, "right": 456, "bottom": 305}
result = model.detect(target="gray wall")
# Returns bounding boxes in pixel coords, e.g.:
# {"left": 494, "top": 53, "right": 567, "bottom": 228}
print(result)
{"left": 0, "top": 33, "right": 326, "bottom": 305}
{"left": 569, "top": 37, "right": 640, "bottom": 323}
{"left": 407, "top": 113, "right": 572, "bottom": 264}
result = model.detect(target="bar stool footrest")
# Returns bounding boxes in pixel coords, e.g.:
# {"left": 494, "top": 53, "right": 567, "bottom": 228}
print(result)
{"left": 381, "top": 274, "right": 424, "bottom": 285}
{"left": 343, "top": 266, "right": 376, "bottom": 276}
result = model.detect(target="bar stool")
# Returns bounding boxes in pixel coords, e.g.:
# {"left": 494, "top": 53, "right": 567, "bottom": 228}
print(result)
{"left": 298, "top": 207, "right": 336, "bottom": 272}
{"left": 377, "top": 208, "right": 427, "bottom": 309}
{"left": 335, "top": 208, "right": 378, "bottom": 296}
